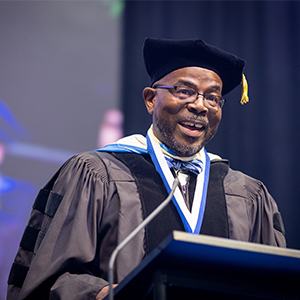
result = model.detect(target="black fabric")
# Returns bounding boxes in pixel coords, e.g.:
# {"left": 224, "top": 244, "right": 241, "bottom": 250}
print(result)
{"left": 32, "top": 189, "right": 50, "bottom": 213}
{"left": 170, "top": 169, "right": 195, "bottom": 212}
{"left": 143, "top": 38, "right": 245, "bottom": 95}
{"left": 33, "top": 189, "right": 63, "bottom": 218}
{"left": 7, "top": 263, "right": 29, "bottom": 288}
{"left": 200, "top": 161, "right": 229, "bottom": 238}
{"left": 20, "top": 226, "right": 40, "bottom": 252}
{"left": 45, "top": 192, "right": 63, "bottom": 218}
{"left": 32, "top": 167, "right": 63, "bottom": 215}
{"left": 187, "top": 173, "right": 197, "bottom": 212}
{"left": 7, "top": 170, "right": 63, "bottom": 289}
{"left": 112, "top": 152, "right": 230, "bottom": 254}
{"left": 112, "top": 152, "right": 184, "bottom": 255}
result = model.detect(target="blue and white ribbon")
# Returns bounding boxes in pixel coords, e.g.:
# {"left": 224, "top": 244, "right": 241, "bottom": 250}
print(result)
{"left": 146, "top": 128, "right": 210, "bottom": 234}
{"left": 96, "top": 126, "right": 211, "bottom": 234}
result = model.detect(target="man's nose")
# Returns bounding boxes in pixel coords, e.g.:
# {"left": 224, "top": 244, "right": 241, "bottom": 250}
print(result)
{"left": 186, "top": 95, "right": 208, "bottom": 114}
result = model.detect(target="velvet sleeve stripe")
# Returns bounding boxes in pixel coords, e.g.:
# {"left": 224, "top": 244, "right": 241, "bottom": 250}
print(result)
{"left": 20, "top": 226, "right": 40, "bottom": 251}
{"left": 7, "top": 263, "right": 29, "bottom": 288}
{"left": 7, "top": 189, "right": 63, "bottom": 289}
{"left": 33, "top": 189, "right": 63, "bottom": 218}
{"left": 45, "top": 192, "right": 63, "bottom": 218}
{"left": 32, "top": 188, "right": 49, "bottom": 212}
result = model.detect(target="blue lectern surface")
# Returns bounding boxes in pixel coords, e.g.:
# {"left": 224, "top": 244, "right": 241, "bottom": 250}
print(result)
{"left": 111, "top": 231, "right": 300, "bottom": 299}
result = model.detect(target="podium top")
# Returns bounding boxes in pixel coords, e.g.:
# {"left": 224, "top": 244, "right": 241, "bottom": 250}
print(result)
{"left": 112, "top": 231, "right": 300, "bottom": 299}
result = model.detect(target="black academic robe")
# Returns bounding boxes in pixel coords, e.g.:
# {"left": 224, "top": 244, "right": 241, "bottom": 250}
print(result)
{"left": 7, "top": 151, "right": 286, "bottom": 300}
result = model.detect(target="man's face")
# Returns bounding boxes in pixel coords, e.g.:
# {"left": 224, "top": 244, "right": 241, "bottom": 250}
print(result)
{"left": 143, "top": 67, "right": 223, "bottom": 157}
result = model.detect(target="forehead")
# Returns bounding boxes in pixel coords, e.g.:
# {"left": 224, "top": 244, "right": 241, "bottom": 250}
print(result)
{"left": 158, "top": 66, "right": 223, "bottom": 90}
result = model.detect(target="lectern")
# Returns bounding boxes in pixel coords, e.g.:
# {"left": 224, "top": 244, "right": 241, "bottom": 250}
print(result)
{"left": 109, "top": 231, "right": 300, "bottom": 299}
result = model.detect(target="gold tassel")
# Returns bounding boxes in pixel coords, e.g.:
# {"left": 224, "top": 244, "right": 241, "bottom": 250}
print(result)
{"left": 241, "top": 74, "right": 249, "bottom": 104}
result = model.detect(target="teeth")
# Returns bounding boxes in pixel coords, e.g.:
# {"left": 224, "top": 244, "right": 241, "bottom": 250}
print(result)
{"left": 182, "top": 122, "right": 203, "bottom": 129}
{"left": 194, "top": 124, "right": 203, "bottom": 129}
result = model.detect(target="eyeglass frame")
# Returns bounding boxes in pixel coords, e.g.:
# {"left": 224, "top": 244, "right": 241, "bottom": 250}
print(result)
{"left": 154, "top": 85, "right": 226, "bottom": 109}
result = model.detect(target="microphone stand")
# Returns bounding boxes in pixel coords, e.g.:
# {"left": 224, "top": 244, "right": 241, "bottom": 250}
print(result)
{"left": 108, "top": 176, "right": 180, "bottom": 300}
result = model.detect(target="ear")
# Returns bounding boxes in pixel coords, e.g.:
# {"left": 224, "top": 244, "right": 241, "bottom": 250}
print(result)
{"left": 143, "top": 87, "right": 156, "bottom": 114}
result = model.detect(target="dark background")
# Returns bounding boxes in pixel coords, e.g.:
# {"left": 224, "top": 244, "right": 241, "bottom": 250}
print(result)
{"left": 121, "top": 1, "right": 300, "bottom": 250}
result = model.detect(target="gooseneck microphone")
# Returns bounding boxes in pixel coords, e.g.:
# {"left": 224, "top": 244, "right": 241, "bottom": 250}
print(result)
{"left": 108, "top": 176, "right": 180, "bottom": 300}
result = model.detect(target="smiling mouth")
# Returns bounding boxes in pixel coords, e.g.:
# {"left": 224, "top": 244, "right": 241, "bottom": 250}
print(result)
{"left": 179, "top": 121, "right": 206, "bottom": 131}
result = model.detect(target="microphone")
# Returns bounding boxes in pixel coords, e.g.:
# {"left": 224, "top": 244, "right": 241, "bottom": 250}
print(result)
{"left": 108, "top": 176, "right": 180, "bottom": 300}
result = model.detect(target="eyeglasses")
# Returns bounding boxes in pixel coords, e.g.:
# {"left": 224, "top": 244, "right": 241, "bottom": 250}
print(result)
{"left": 154, "top": 85, "right": 225, "bottom": 109}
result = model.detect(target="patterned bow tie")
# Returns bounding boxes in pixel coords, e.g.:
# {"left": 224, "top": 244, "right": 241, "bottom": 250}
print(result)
{"left": 164, "top": 155, "right": 203, "bottom": 175}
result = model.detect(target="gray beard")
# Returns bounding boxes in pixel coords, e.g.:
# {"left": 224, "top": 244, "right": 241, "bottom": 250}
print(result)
{"left": 155, "top": 117, "right": 216, "bottom": 157}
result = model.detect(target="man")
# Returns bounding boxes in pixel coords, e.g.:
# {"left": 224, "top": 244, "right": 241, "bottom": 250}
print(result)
{"left": 7, "top": 38, "right": 286, "bottom": 300}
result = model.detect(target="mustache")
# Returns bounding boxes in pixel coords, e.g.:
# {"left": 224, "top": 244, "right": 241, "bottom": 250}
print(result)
{"left": 182, "top": 115, "right": 209, "bottom": 126}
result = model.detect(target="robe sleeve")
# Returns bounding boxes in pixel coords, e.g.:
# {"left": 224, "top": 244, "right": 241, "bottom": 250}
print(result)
{"left": 225, "top": 168, "right": 286, "bottom": 247}
{"left": 16, "top": 152, "right": 115, "bottom": 299}
{"left": 251, "top": 178, "right": 286, "bottom": 247}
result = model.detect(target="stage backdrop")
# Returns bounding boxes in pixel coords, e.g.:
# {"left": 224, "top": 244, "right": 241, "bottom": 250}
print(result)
{"left": 0, "top": 2, "right": 123, "bottom": 299}
{"left": 121, "top": 1, "right": 300, "bottom": 250}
